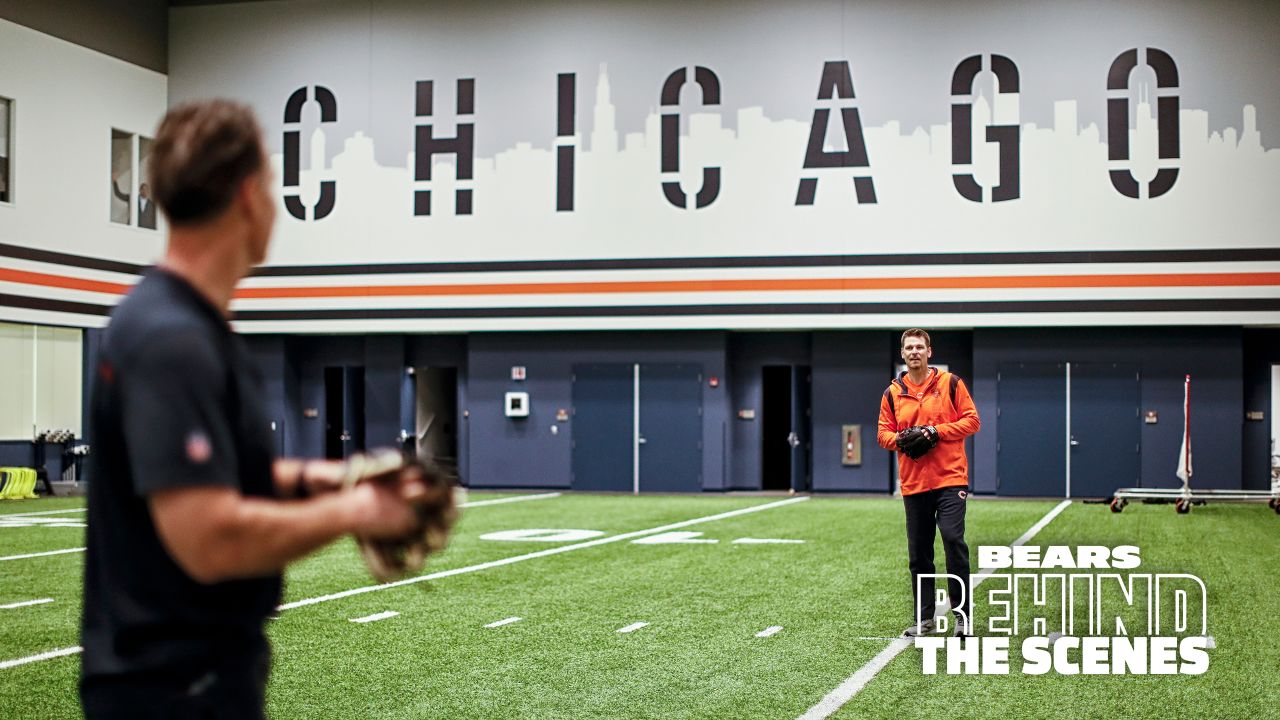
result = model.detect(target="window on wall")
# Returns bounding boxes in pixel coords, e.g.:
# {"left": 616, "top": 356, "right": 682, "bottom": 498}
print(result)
{"left": 110, "top": 131, "right": 157, "bottom": 229}
{"left": 110, "top": 129, "right": 133, "bottom": 224}
{"left": 0, "top": 96, "right": 12, "bottom": 203}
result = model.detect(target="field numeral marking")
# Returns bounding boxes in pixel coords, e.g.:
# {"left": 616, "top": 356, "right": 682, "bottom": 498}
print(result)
{"left": 279, "top": 497, "right": 809, "bottom": 612}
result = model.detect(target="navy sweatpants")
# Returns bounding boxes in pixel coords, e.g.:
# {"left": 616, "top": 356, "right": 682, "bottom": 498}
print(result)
{"left": 903, "top": 486, "right": 971, "bottom": 628}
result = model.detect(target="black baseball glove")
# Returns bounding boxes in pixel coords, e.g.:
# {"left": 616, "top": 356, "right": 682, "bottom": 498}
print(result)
{"left": 343, "top": 449, "right": 459, "bottom": 583}
{"left": 896, "top": 425, "right": 940, "bottom": 460}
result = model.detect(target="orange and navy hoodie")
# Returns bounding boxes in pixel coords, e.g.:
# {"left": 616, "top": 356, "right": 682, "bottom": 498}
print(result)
{"left": 877, "top": 368, "right": 981, "bottom": 496}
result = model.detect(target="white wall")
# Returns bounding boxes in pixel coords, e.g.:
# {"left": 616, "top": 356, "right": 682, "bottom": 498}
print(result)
{"left": 165, "top": 0, "right": 1280, "bottom": 333}
{"left": 1, "top": 5, "right": 1278, "bottom": 332}
{"left": 0, "top": 18, "right": 165, "bottom": 328}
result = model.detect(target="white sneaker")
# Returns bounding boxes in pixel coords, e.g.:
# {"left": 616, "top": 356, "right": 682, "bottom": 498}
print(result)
{"left": 902, "top": 619, "right": 937, "bottom": 637}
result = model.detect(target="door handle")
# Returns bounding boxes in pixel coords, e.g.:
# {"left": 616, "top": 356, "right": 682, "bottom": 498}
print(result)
{"left": 1069, "top": 437, "right": 1080, "bottom": 447}
{"left": 340, "top": 431, "right": 352, "bottom": 441}
{"left": 638, "top": 436, "right": 647, "bottom": 445}
{"left": 787, "top": 431, "right": 800, "bottom": 448}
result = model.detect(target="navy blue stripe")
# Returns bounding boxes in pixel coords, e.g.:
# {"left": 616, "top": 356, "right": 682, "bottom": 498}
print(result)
{"left": 3, "top": 242, "right": 1277, "bottom": 279}
{"left": 0, "top": 293, "right": 113, "bottom": 316}
{"left": 249, "top": 248, "right": 1280, "bottom": 277}
{"left": 229, "top": 298, "right": 1280, "bottom": 322}
{"left": 2, "top": 295, "right": 1276, "bottom": 323}
{"left": 0, "top": 243, "right": 145, "bottom": 275}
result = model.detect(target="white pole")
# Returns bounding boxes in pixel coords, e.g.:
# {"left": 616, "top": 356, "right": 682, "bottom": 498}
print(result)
{"left": 131, "top": 134, "right": 139, "bottom": 225}
{"left": 1177, "top": 374, "right": 1192, "bottom": 492}
{"left": 31, "top": 325, "right": 38, "bottom": 438}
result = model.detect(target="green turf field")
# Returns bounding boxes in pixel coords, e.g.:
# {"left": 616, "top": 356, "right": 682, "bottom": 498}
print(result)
{"left": 0, "top": 492, "right": 1275, "bottom": 719}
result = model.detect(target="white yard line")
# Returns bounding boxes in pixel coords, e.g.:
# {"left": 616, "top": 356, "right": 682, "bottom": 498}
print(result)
{"left": 0, "top": 491, "right": 549, "bottom": 520}
{"left": 756, "top": 626, "right": 784, "bottom": 638}
{"left": 0, "top": 520, "right": 85, "bottom": 528}
{"left": 0, "top": 598, "right": 54, "bottom": 610}
{"left": 0, "top": 493, "right": 551, "bottom": 567}
{"left": 279, "top": 496, "right": 810, "bottom": 611}
{"left": 0, "top": 492, "right": 550, "bottom": 522}
{"left": 968, "top": 499, "right": 1072, "bottom": 588}
{"left": 796, "top": 638, "right": 913, "bottom": 720}
{"left": 0, "top": 547, "right": 85, "bottom": 562}
{"left": 485, "top": 616, "right": 522, "bottom": 628}
{"left": 349, "top": 611, "right": 399, "bottom": 624}
{"left": 459, "top": 492, "right": 561, "bottom": 508}
{"left": 0, "top": 508, "right": 86, "bottom": 519}
{"left": 0, "top": 646, "right": 82, "bottom": 670}
{"left": 617, "top": 622, "right": 649, "bottom": 634}
{"left": 795, "top": 499, "right": 1072, "bottom": 720}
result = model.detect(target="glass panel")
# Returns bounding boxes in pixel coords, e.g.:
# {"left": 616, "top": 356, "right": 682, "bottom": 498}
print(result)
{"left": 0, "top": 97, "right": 10, "bottom": 203}
{"left": 138, "top": 136, "right": 156, "bottom": 229}
{"left": 0, "top": 322, "right": 84, "bottom": 440}
{"left": 33, "top": 325, "right": 83, "bottom": 437}
{"left": 0, "top": 322, "right": 35, "bottom": 439}
{"left": 110, "top": 129, "right": 133, "bottom": 224}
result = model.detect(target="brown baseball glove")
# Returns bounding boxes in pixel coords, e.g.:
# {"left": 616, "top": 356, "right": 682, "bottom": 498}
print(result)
{"left": 342, "top": 448, "right": 459, "bottom": 583}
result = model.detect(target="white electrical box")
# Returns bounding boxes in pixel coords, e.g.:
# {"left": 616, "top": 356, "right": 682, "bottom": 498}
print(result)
{"left": 505, "top": 392, "right": 530, "bottom": 418}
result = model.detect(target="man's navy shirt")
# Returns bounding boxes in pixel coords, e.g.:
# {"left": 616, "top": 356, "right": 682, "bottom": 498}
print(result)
{"left": 81, "top": 268, "right": 279, "bottom": 686}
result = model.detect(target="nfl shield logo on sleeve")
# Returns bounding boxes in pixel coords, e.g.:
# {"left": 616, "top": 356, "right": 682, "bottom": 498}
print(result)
{"left": 185, "top": 431, "right": 212, "bottom": 464}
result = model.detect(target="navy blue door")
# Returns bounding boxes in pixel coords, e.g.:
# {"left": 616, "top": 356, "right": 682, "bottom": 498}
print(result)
{"left": 1070, "top": 363, "right": 1140, "bottom": 498}
{"left": 571, "top": 364, "right": 634, "bottom": 492}
{"left": 639, "top": 364, "right": 703, "bottom": 493}
{"left": 997, "top": 362, "right": 1066, "bottom": 496}
{"left": 324, "top": 366, "right": 365, "bottom": 459}
{"left": 343, "top": 366, "right": 365, "bottom": 457}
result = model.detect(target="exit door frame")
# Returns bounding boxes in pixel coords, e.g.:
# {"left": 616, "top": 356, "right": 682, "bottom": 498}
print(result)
{"left": 1065, "top": 362, "right": 1072, "bottom": 499}
{"left": 1065, "top": 361, "right": 1140, "bottom": 498}
{"left": 632, "top": 363, "right": 640, "bottom": 495}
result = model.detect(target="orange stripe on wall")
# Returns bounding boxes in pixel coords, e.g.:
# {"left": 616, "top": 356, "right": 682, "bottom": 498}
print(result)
{"left": 233, "top": 272, "right": 1280, "bottom": 299}
{"left": 0, "top": 267, "right": 132, "bottom": 295}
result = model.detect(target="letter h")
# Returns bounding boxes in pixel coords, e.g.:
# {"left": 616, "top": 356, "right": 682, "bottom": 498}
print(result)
{"left": 414, "top": 79, "right": 475, "bottom": 216}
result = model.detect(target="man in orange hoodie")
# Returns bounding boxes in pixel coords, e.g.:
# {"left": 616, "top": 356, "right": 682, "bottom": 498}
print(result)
{"left": 878, "top": 329, "right": 981, "bottom": 637}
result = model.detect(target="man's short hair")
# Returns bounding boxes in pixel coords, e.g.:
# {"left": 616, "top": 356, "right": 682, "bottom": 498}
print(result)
{"left": 901, "top": 328, "right": 931, "bottom": 348}
{"left": 148, "top": 100, "right": 264, "bottom": 225}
